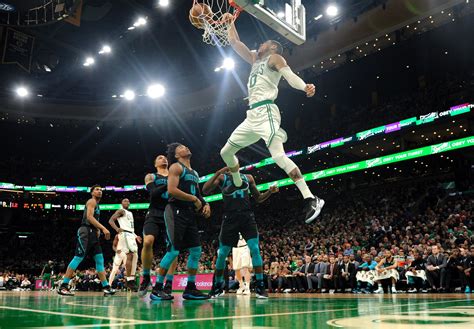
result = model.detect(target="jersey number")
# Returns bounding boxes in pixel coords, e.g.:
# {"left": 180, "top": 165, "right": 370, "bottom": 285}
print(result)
{"left": 190, "top": 185, "right": 196, "bottom": 196}
{"left": 232, "top": 190, "right": 245, "bottom": 199}
{"left": 249, "top": 65, "right": 264, "bottom": 88}
{"left": 161, "top": 191, "right": 169, "bottom": 200}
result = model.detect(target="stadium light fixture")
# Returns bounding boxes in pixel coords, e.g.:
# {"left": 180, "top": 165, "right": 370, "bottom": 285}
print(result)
{"left": 326, "top": 5, "right": 339, "bottom": 17}
{"left": 16, "top": 86, "right": 29, "bottom": 97}
{"left": 158, "top": 0, "right": 169, "bottom": 7}
{"left": 222, "top": 58, "right": 235, "bottom": 70}
{"left": 133, "top": 17, "right": 147, "bottom": 27}
{"left": 314, "top": 14, "right": 323, "bottom": 21}
{"left": 124, "top": 90, "right": 135, "bottom": 101}
{"left": 83, "top": 57, "right": 95, "bottom": 67}
{"left": 147, "top": 84, "right": 165, "bottom": 99}
{"left": 99, "top": 45, "right": 111, "bottom": 55}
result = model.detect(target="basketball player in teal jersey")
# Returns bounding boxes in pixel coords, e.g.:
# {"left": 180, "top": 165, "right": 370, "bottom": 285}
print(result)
{"left": 58, "top": 185, "right": 115, "bottom": 296}
{"left": 151, "top": 143, "right": 211, "bottom": 300}
{"left": 138, "top": 155, "right": 177, "bottom": 297}
{"left": 203, "top": 167, "right": 279, "bottom": 299}
{"left": 219, "top": 20, "right": 325, "bottom": 224}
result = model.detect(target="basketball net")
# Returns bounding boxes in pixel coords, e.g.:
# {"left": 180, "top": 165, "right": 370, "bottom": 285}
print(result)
{"left": 192, "top": 0, "right": 242, "bottom": 47}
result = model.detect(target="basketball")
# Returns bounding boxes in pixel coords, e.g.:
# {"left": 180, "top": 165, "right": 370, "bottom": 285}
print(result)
{"left": 189, "top": 3, "right": 213, "bottom": 29}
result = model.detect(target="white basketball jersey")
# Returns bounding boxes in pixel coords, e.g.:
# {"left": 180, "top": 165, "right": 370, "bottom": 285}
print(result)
{"left": 247, "top": 55, "right": 282, "bottom": 105}
{"left": 117, "top": 209, "right": 134, "bottom": 232}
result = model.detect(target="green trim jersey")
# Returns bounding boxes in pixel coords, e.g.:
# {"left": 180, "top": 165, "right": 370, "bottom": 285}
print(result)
{"left": 247, "top": 55, "right": 282, "bottom": 105}
{"left": 117, "top": 209, "right": 134, "bottom": 232}
{"left": 81, "top": 202, "right": 100, "bottom": 226}
{"left": 169, "top": 162, "right": 200, "bottom": 209}
{"left": 221, "top": 173, "right": 251, "bottom": 213}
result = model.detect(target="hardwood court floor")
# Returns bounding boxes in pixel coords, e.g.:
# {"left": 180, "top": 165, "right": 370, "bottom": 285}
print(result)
{"left": 0, "top": 291, "right": 473, "bottom": 328}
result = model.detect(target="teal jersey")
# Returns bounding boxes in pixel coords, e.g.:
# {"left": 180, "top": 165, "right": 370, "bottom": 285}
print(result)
{"left": 221, "top": 173, "right": 251, "bottom": 212}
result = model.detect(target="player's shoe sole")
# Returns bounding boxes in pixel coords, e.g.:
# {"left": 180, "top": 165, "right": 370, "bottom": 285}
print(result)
{"left": 222, "top": 180, "right": 249, "bottom": 196}
{"left": 304, "top": 198, "right": 325, "bottom": 224}
{"left": 150, "top": 290, "right": 174, "bottom": 301}
{"left": 183, "top": 290, "right": 211, "bottom": 300}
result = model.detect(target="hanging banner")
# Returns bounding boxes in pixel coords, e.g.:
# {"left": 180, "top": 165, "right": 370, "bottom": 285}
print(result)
{"left": 2, "top": 28, "right": 35, "bottom": 73}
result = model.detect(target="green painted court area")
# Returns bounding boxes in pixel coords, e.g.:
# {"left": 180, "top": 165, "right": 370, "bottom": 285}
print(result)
{"left": 1, "top": 292, "right": 473, "bottom": 328}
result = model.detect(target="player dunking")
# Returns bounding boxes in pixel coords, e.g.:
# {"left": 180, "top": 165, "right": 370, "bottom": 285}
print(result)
{"left": 204, "top": 168, "right": 278, "bottom": 299}
{"left": 138, "top": 155, "right": 178, "bottom": 297}
{"left": 108, "top": 198, "right": 142, "bottom": 291}
{"left": 58, "top": 185, "right": 115, "bottom": 296}
{"left": 151, "top": 143, "right": 211, "bottom": 300}
{"left": 219, "top": 20, "right": 325, "bottom": 224}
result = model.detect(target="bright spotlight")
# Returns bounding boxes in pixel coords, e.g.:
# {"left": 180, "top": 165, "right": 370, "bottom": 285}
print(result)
{"left": 16, "top": 87, "right": 28, "bottom": 97}
{"left": 326, "top": 5, "right": 339, "bottom": 17}
{"left": 222, "top": 58, "right": 235, "bottom": 70}
{"left": 158, "top": 0, "right": 169, "bottom": 7}
{"left": 314, "top": 14, "right": 323, "bottom": 21}
{"left": 134, "top": 17, "right": 147, "bottom": 27}
{"left": 147, "top": 84, "right": 165, "bottom": 99}
{"left": 99, "top": 45, "right": 111, "bottom": 54}
{"left": 124, "top": 90, "right": 135, "bottom": 101}
{"left": 83, "top": 57, "right": 95, "bottom": 66}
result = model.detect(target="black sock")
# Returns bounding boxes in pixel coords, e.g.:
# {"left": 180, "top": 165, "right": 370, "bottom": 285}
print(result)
{"left": 186, "top": 281, "right": 196, "bottom": 289}
{"left": 154, "top": 282, "right": 163, "bottom": 290}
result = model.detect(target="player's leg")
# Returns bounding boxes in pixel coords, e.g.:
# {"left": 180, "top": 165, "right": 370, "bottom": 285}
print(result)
{"left": 124, "top": 234, "right": 138, "bottom": 290}
{"left": 267, "top": 137, "right": 324, "bottom": 224}
{"left": 58, "top": 227, "right": 88, "bottom": 296}
{"left": 163, "top": 258, "right": 177, "bottom": 295}
{"left": 93, "top": 253, "right": 115, "bottom": 296}
{"left": 108, "top": 253, "right": 122, "bottom": 287}
{"left": 151, "top": 205, "right": 179, "bottom": 300}
{"left": 209, "top": 242, "right": 232, "bottom": 298}
{"left": 220, "top": 120, "right": 259, "bottom": 193}
{"left": 182, "top": 212, "right": 210, "bottom": 300}
{"left": 242, "top": 267, "right": 251, "bottom": 295}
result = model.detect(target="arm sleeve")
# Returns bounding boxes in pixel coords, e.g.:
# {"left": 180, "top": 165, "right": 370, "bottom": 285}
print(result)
{"left": 146, "top": 183, "right": 167, "bottom": 199}
{"left": 279, "top": 66, "right": 307, "bottom": 91}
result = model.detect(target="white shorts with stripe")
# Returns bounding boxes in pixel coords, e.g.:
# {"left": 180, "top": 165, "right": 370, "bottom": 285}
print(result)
{"left": 120, "top": 232, "right": 138, "bottom": 254}
{"left": 232, "top": 246, "right": 253, "bottom": 270}
{"left": 228, "top": 103, "right": 288, "bottom": 149}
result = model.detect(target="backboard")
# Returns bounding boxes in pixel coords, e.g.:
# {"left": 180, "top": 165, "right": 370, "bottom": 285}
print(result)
{"left": 233, "top": 0, "right": 306, "bottom": 45}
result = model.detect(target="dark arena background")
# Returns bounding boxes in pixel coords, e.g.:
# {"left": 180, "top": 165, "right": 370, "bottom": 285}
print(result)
{"left": 0, "top": 0, "right": 474, "bottom": 328}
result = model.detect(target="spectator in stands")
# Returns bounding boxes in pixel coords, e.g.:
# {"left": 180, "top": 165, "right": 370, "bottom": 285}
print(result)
{"left": 338, "top": 255, "right": 356, "bottom": 292}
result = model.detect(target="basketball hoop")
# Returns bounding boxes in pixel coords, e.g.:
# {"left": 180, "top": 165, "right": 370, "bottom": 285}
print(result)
{"left": 190, "top": 0, "right": 243, "bottom": 47}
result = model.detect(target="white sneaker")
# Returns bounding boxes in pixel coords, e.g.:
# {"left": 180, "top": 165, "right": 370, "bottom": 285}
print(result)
{"left": 236, "top": 285, "right": 244, "bottom": 295}
{"left": 242, "top": 283, "right": 250, "bottom": 295}
{"left": 374, "top": 287, "right": 384, "bottom": 294}
{"left": 283, "top": 288, "right": 292, "bottom": 293}
{"left": 408, "top": 288, "right": 417, "bottom": 293}
{"left": 305, "top": 198, "right": 325, "bottom": 224}
{"left": 391, "top": 286, "right": 397, "bottom": 294}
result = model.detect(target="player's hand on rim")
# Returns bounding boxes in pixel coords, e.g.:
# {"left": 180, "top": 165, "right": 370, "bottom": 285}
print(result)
{"left": 305, "top": 84, "right": 316, "bottom": 97}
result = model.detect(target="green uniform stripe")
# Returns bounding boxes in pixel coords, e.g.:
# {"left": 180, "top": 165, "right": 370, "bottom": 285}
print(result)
{"left": 266, "top": 105, "right": 276, "bottom": 147}
{"left": 249, "top": 100, "right": 274, "bottom": 109}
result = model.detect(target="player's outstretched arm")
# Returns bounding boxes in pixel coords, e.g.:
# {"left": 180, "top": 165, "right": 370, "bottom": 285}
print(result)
{"left": 168, "top": 163, "right": 203, "bottom": 210}
{"left": 86, "top": 199, "right": 110, "bottom": 240}
{"left": 228, "top": 20, "right": 256, "bottom": 65}
{"left": 202, "top": 167, "right": 228, "bottom": 195}
{"left": 269, "top": 54, "right": 315, "bottom": 97}
{"left": 247, "top": 175, "right": 279, "bottom": 203}
{"left": 108, "top": 209, "right": 125, "bottom": 233}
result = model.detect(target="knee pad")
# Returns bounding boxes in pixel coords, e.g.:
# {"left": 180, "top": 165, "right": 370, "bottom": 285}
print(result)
{"left": 216, "top": 244, "right": 232, "bottom": 269}
{"left": 93, "top": 253, "right": 105, "bottom": 272}
{"left": 272, "top": 153, "right": 297, "bottom": 174}
{"left": 247, "top": 238, "right": 263, "bottom": 267}
{"left": 220, "top": 143, "right": 239, "bottom": 168}
{"left": 68, "top": 256, "right": 84, "bottom": 271}
{"left": 187, "top": 246, "right": 202, "bottom": 269}
{"left": 161, "top": 249, "right": 179, "bottom": 270}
